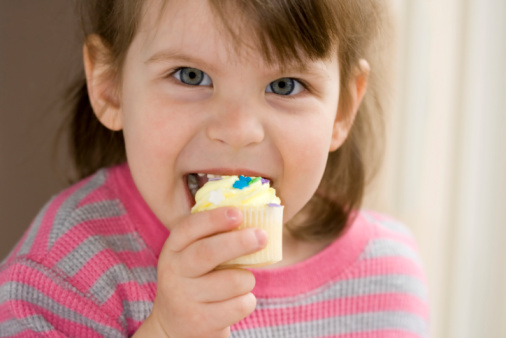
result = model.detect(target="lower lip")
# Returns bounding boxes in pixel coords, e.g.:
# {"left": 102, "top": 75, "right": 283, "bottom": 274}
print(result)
{"left": 183, "top": 176, "right": 196, "bottom": 210}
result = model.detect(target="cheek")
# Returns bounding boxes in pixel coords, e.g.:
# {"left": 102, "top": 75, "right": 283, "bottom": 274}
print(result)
{"left": 118, "top": 88, "right": 200, "bottom": 226}
{"left": 287, "top": 132, "right": 330, "bottom": 189}
{"left": 285, "top": 114, "right": 334, "bottom": 171}
{"left": 121, "top": 90, "right": 192, "bottom": 163}
{"left": 278, "top": 118, "right": 334, "bottom": 219}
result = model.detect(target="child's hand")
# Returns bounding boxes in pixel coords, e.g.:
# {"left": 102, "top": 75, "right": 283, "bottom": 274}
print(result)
{"left": 137, "top": 207, "right": 267, "bottom": 338}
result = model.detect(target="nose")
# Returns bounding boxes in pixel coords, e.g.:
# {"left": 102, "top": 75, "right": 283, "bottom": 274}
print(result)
{"left": 206, "top": 99, "right": 265, "bottom": 150}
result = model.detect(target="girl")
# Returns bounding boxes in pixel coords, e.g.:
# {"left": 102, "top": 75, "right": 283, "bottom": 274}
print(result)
{"left": 0, "top": 0, "right": 429, "bottom": 337}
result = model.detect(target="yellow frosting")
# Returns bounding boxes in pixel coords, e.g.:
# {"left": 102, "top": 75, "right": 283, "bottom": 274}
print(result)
{"left": 191, "top": 176, "right": 281, "bottom": 213}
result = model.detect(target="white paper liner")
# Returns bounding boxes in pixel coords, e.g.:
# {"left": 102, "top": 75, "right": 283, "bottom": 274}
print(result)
{"left": 218, "top": 205, "right": 284, "bottom": 269}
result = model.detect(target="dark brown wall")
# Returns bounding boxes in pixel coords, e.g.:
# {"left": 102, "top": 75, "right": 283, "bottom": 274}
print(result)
{"left": 0, "top": 1, "right": 81, "bottom": 259}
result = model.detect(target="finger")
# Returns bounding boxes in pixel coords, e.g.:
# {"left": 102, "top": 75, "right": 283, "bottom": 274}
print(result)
{"left": 204, "top": 293, "right": 257, "bottom": 329}
{"left": 176, "top": 228, "right": 267, "bottom": 277}
{"left": 167, "top": 207, "right": 242, "bottom": 252}
{"left": 189, "top": 269, "right": 255, "bottom": 303}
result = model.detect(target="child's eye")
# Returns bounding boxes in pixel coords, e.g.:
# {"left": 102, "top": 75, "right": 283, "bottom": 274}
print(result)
{"left": 266, "top": 78, "right": 304, "bottom": 96}
{"left": 173, "top": 67, "right": 212, "bottom": 86}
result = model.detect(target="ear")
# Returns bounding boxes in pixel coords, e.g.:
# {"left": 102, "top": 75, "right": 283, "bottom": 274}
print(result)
{"left": 83, "top": 34, "right": 122, "bottom": 131}
{"left": 329, "top": 59, "right": 370, "bottom": 152}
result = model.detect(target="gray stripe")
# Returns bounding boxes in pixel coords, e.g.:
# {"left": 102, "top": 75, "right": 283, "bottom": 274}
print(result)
{"left": 48, "top": 170, "right": 107, "bottom": 249}
{"left": 361, "top": 238, "right": 423, "bottom": 265}
{"left": 363, "top": 212, "right": 413, "bottom": 237}
{"left": 0, "top": 316, "right": 53, "bottom": 337}
{"left": 89, "top": 265, "right": 157, "bottom": 305}
{"left": 17, "top": 198, "right": 55, "bottom": 257}
{"left": 257, "top": 275, "right": 428, "bottom": 310}
{"left": 56, "top": 232, "right": 145, "bottom": 277}
{"left": 231, "top": 311, "right": 428, "bottom": 337}
{"left": 122, "top": 300, "right": 153, "bottom": 322}
{"left": 0, "top": 281, "right": 124, "bottom": 337}
{"left": 50, "top": 199, "right": 126, "bottom": 256}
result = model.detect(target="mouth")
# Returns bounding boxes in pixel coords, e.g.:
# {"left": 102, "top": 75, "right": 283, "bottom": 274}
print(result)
{"left": 186, "top": 173, "right": 220, "bottom": 197}
{"left": 184, "top": 172, "right": 274, "bottom": 207}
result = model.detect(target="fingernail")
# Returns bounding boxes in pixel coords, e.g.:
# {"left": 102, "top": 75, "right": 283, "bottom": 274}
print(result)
{"left": 226, "top": 208, "right": 240, "bottom": 223}
{"left": 255, "top": 229, "right": 268, "bottom": 247}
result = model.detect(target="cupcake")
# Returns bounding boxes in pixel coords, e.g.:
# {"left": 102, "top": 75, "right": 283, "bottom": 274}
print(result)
{"left": 190, "top": 175, "right": 283, "bottom": 268}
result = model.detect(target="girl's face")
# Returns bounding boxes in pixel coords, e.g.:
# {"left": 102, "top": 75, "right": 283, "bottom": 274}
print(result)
{"left": 90, "top": 0, "right": 355, "bottom": 229}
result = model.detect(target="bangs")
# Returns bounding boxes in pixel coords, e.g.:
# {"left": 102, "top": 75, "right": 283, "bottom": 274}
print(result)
{"left": 208, "top": 0, "right": 340, "bottom": 69}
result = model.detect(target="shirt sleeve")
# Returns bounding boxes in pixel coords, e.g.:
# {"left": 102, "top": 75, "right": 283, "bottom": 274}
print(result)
{"left": 0, "top": 257, "right": 127, "bottom": 337}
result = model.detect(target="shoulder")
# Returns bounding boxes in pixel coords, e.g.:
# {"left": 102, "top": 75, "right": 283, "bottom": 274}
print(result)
{"left": 360, "top": 210, "right": 415, "bottom": 236}
{"left": 0, "top": 165, "right": 156, "bottom": 331}
{"left": 344, "top": 210, "right": 430, "bottom": 335}
{"left": 3, "top": 166, "right": 129, "bottom": 262}
{"left": 357, "top": 210, "right": 423, "bottom": 264}
{"left": 353, "top": 210, "right": 427, "bottom": 284}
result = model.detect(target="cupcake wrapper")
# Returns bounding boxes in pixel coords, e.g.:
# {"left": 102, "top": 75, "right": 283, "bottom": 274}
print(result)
{"left": 218, "top": 205, "right": 284, "bottom": 269}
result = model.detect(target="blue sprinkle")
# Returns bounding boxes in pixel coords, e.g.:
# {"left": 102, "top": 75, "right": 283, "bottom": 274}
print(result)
{"left": 233, "top": 176, "right": 251, "bottom": 189}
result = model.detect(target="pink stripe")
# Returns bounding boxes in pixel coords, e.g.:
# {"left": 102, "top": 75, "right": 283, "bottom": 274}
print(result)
{"left": 373, "top": 225, "right": 418, "bottom": 249}
{"left": 100, "top": 281, "right": 157, "bottom": 309}
{"left": 109, "top": 164, "right": 169, "bottom": 257}
{"left": 321, "top": 330, "right": 424, "bottom": 338}
{"left": 365, "top": 211, "right": 420, "bottom": 247}
{"left": 1, "top": 297, "right": 118, "bottom": 330}
{"left": 6, "top": 231, "right": 30, "bottom": 261}
{"left": 2, "top": 331, "right": 62, "bottom": 338}
{"left": 2, "top": 300, "right": 119, "bottom": 337}
{"left": 8, "top": 171, "right": 113, "bottom": 262}
{"left": 114, "top": 250, "right": 156, "bottom": 268}
{"left": 126, "top": 319, "right": 143, "bottom": 336}
{"left": 3, "top": 267, "right": 118, "bottom": 325}
{"left": 348, "top": 256, "right": 426, "bottom": 281}
{"left": 70, "top": 250, "right": 155, "bottom": 290}
{"left": 0, "top": 301, "right": 17, "bottom": 321}
{"left": 44, "top": 217, "right": 137, "bottom": 265}
{"left": 238, "top": 294, "right": 428, "bottom": 329}
{"left": 76, "top": 172, "right": 115, "bottom": 208}
{"left": 104, "top": 280, "right": 157, "bottom": 300}
{"left": 111, "top": 282, "right": 157, "bottom": 303}
{"left": 252, "top": 213, "right": 372, "bottom": 297}
{"left": 33, "top": 178, "right": 93, "bottom": 257}
{"left": 252, "top": 240, "right": 425, "bottom": 299}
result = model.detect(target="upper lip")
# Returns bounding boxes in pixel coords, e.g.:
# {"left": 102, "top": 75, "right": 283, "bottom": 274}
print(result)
{"left": 186, "top": 168, "right": 273, "bottom": 181}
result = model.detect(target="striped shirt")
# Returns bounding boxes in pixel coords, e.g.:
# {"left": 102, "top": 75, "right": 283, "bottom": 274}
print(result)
{"left": 0, "top": 164, "right": 429, "bottom": 337}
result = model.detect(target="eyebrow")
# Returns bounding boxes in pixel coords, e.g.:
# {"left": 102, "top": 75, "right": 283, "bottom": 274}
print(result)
{"left": 145, "top": 49, "right": 218, "bottom": 73}
{"left": 145, "top": 48, "right": 330, "bottom": 80}
{"left": 293, "top": 63, "right": 330, "bottom": 80}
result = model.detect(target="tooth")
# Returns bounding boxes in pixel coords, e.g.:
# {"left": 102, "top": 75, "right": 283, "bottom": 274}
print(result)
{"left": 207, "top": 174, "right": 221, "bottom": 179}
{"left": 188, "top": 174, "right": 198, "bottom": 185}
{"left": 190, "top": 186, "right": 198, "bottom": 197}
{"left": 198, "top": 173, "right": 206, "bottom": 177}
{"left": 187, "top": 175, "right": 199, "bottom": 197}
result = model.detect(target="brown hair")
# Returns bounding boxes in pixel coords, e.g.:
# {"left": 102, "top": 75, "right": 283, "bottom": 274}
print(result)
{"left": 68, "top": 0, "right": 392, "bottom": 241}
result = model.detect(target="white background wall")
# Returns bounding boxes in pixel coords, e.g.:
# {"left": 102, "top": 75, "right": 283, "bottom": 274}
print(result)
{"left": 366, "top": 0, "right": 506, "bottom": 337}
